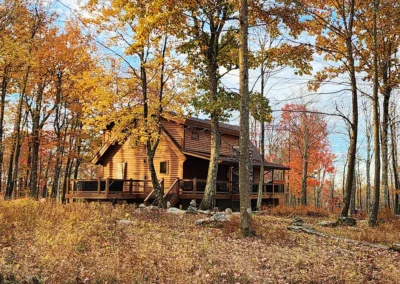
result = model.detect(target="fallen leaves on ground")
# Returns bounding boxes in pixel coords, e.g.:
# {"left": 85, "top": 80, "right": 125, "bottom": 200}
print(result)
{"left": 0, "top": 200, "right": 399, "bottom": 283}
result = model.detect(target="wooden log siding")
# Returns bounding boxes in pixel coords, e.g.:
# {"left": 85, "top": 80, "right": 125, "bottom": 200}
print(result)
{"left": 101, "top": 136, "right": 183, "bottom": 191}
{"left": 184, "top": 127, "right": 239, "bottom": 156}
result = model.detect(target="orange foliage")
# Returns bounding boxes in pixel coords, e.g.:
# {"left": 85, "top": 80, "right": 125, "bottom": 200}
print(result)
{"left": 279, "top": 104, "right": 335, "bottom": 199}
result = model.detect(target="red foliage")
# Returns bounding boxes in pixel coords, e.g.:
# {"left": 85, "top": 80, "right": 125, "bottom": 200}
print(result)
{"left": 279, "top": 104, "right": 335, "bottom": 199}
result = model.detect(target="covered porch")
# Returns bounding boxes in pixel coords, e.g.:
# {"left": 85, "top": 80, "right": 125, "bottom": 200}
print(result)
{"left": 180, "top": 154, "right": 287, "bottom": 208}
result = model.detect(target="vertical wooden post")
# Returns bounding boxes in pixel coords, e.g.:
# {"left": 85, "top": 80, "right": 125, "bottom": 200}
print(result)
{"left": 72, "top": 180, "right": 75, "bottom": 193}
{"left": 129, "top": 178, "right": 133, "bottom": 195}
{"left": 193, "top": 177, "right": 197, "bottom": 199}
{"left": 106, "top": 178, "right": 110, "bottom": 197}
{"left": 97, "top": 177, "right": 101, "bottom": 194}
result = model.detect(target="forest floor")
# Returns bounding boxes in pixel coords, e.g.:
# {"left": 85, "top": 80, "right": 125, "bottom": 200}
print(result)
{"left": 0, "top": 200, "right": 399, "bottom": 283}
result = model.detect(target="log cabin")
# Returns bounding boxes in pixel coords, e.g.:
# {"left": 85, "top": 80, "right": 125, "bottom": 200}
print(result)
{"left": 65, "top": 117, "right": 290, "bottom": 210}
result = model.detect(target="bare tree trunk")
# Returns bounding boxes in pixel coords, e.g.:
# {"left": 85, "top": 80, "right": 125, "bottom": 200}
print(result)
{"left": 257, "top": 64, "right": 266, "bottom": 211}
{"left": 340, "top": 0, "right": 358, "bottom": 218}
{"left": 381, "top": 91, "right": 390, "bottom": 208}
{"left": 5, "top": 68, "right": 30, "bottom": 199}
{"left": 330, "top": 174, "right": 335, "bottom": 213}
{"left": 200, "top": 60, "right": 221, "bottom": 210}
{"left": 239, "top": 0, "right": 251, "bottom": 236}
{"left": 29, "top": 86, "right": 45, "bottom": 199}
{"left": 200, "top": 114, "right": 220, "bottom": 210}
{"left": 257, "top": 123, "right": 265, "bottom": 210}
{"left": 41, "top": 151, "right": 52, "bottom": 198}
{"left": 369, "top": 0, "right": 380, "bottom": 227}
{"left": 350, "top": 174, "right": 356, "bottom": 215}
{"left": 364, "top": 99, "right": 372, "bottom": 212}
{"left": 0, "top": 64, "right": 10, "bottom": 193}
{"left": 390, "top": 106, "right": 400, "bottom": 214}
{"left": 301, "top": 156, "right": 308, "bottom": 206}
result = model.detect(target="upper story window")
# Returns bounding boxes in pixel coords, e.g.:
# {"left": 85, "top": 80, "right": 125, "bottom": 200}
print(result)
{"left": 191, "top": 132, "right": 200, "bottom": 140}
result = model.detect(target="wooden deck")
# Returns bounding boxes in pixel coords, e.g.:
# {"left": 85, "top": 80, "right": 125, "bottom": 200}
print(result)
{"left": 65, "top": 177, "right": 285, "bottom": 205}
{"left": 65, "top": 178, "right": 162, "bottom": 201}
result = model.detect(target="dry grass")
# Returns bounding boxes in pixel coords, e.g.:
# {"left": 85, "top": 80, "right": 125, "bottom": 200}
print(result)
{"left": 0, "top": 199, "right": 399, "bottom": 283}
{"left": 260, "top": 205, "right": 332, "bottom": 218}
{"left": 317, "top": 208, "right": 400, "bottom": 246}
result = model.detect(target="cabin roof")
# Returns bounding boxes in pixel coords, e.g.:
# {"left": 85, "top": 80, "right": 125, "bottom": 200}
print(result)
{"left": 184, "top": 117, "right": 240, "bottom": 136}
{"left": 92, "top": 116, "right": 289, "bottom": 170}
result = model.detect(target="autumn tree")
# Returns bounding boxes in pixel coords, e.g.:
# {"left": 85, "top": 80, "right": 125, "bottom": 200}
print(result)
{"left": 294, "top": 0, "right": 360, "bottom": 217}
{"left": 279, "top": 104, "right": 334, "bottom": 206}
{"left": 178, "top": 0, "right": 240, "bottom": 210}
{"left": 82, "top": 0, "right": 192, "bottom": 207}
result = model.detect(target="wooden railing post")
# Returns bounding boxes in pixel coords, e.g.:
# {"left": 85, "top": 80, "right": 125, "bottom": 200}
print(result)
{"left": 97, "top": 177, "right": 101, "bottom": 194}
{"left": 193, "top": 177, "right": 197, "bottom": 199}
{"left": 66, "top": 178, "right": 70, "bottom": 195}
{"left": 105, "top": 178, "right": 110, "bottom": 197}
{"left": 129, "top": 178, "right": 133, "bottom": 195}
{"left": 72, "top": 180, "right": 75, "bottom": 193}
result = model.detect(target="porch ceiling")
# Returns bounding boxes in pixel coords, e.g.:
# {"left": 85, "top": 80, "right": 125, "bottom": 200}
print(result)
{"left": 182, "top": 150, "right": 289, "bottom": 170}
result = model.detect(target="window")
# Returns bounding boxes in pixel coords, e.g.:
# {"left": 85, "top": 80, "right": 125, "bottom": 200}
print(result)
{"left": 160, "top": 161, "right": 168, "bottom": 174}
{"left": 191, "top": 132, "right": 200, "bottom": 140}
{"left": 116, "top": 162, "right": 126, "bottom": 179}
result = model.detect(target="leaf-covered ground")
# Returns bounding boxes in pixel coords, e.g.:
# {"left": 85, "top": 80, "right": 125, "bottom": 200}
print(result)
{"left": 0, "top": 200, "right": 399, "bottom": 283}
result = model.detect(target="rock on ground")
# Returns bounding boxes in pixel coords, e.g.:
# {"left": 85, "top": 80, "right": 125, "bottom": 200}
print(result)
{"left": 337, "top": 217, "right": 357, "bottom": 226}
{"left": 167, "top": 207, "right": 185, "bottom": 214}
{"left": 318, "top": 221, "right": 338, "bottom": 227}
{"left": 291, "top": 217, "right": 304, "bottom": 227}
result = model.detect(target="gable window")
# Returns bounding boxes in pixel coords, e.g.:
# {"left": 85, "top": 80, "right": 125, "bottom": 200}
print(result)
{"left": 191, "top": 132, "right": 200, "bottom": 140}
{"left": 160, "top": 161, "right": 168, "bottom": 174}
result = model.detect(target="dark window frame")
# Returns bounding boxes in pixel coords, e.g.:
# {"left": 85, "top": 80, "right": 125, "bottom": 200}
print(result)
{"left": 160, "top": 161, "right": 168, "bottom": 174}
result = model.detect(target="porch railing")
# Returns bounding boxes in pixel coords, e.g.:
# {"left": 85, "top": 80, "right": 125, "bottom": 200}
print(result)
{"left": 66, "top": 178, "right": 154, "bottom": 197}
{"left": 178, "top": 178, "right": 285, "bottom": 195}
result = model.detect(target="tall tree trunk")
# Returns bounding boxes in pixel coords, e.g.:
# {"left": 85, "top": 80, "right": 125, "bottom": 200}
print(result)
{"left": 365, "top": 109, "right": 372, "bottom": 212}
{"left": 390, "top": 107, "right": 400, "bottom": 214}
{"left": 301, "top": 156, "right": 308, "bottom": 206}
{"left": 29, "top": 87, "right": 44, "bottom": 199}
{"left": 381, "top": 90, "right": 390, "bottom": 208}
{"left": 350, "top": 173, "right": 356, "bottom": 215}
{"left": 330, "top": 174, "right": 335, "bottom": 213}
{"left": 340, "top": 10, "right": 358, "bottom": 217}
{"left": 257, "top": 64, "right": 266, "bottom": 211}
{"left": 147, "top": 142, "right": 165, "bottom": 208}
{"left": 41, "top": 151, "right": 52, "bottom": 198}
{"left": 0, "top": 64, "right": 10, "bottom": 193}
{"left": 200, "top": 51, "right": 220, "bottom": 210}
{"left": 5, "top": 67, "right": 30, "bottom": 199}
{"left": 200, "top": 114, "right": 220, "bottom": 210}
{"left": 200, "top": 48, "right": 221, "bottom": 210}
{"left": 239, "top": 0, "right": 251, "bottom": 236}
{"left": 139, "top": 52, "right": 165, "bottom": 208}
{"left": 369, "top": 0, "right": 380, "bottom": 227}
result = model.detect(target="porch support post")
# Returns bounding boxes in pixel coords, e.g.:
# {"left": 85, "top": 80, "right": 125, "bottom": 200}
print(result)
{"left": 97, "top": 177, "right": 101, "bottom": 194}
{"left": 193, "top": 177, "right": 197, "bottom": 199}
{"left": 106, "top": 178, "right": 110, "bottom": 197}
